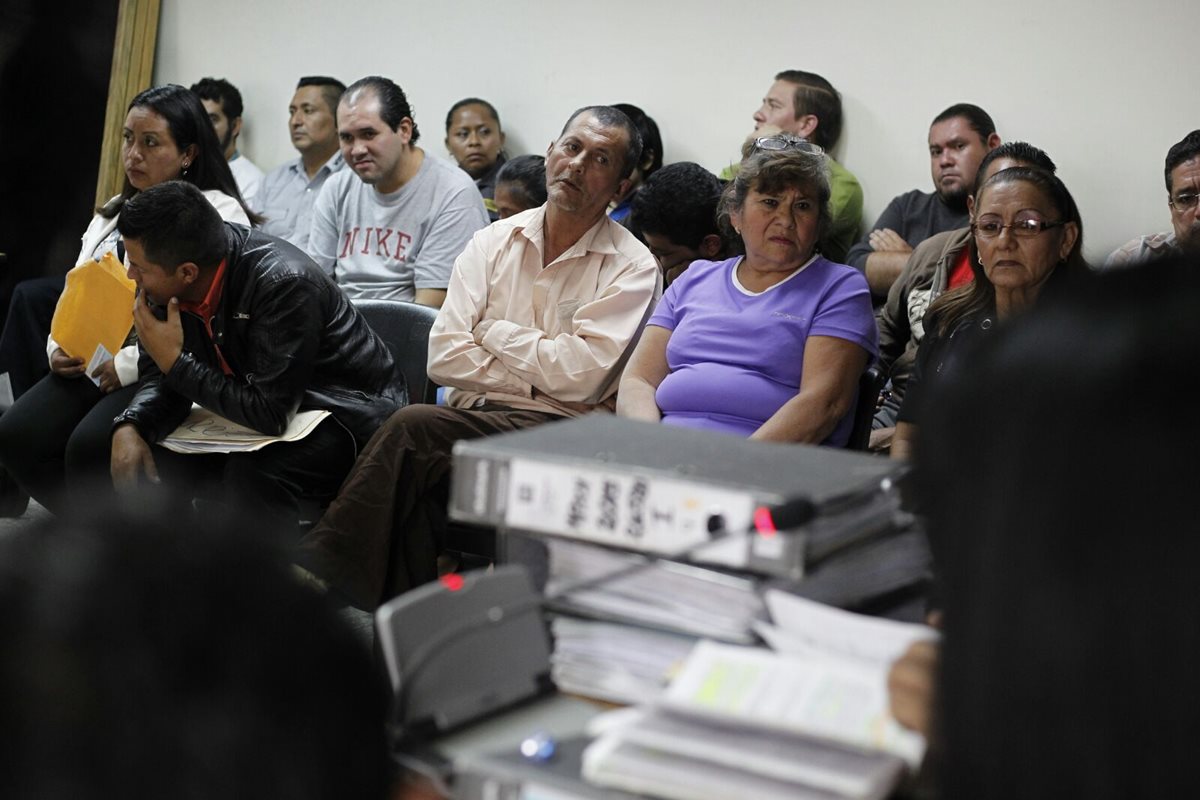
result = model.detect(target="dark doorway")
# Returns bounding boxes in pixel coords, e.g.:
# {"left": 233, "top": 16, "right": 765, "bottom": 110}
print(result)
{"left": 0, "top": 0, "right": 121, "bottom": 320}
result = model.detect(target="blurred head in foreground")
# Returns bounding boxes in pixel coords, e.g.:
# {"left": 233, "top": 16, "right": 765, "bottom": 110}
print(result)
{"left": 0, "top": 500, "right": 390, "bottom": 799}
{"left": 917, "top": 252, "right": 1200, "bottom": 798}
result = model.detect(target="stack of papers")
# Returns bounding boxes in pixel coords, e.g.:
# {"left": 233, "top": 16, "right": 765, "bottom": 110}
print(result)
{"left": 162, "top": 406, "right": 331, "bottom": 454}
{"left": 661, "top": 641, "right": 926, "bottom": 766}
{"left": 544, "top": 538, "right": 766, "bottom": 643}
{"left": 755, "top": 589, "right": 939, "bottom": 667}
{"left": 550, "top": 616, "right": 696, "bottom": 705}
{"left": 580, "top": 597, "right": 939, "bottom": 800}
{"left": 584, "top": 706, "right": 904, "bottom": 800}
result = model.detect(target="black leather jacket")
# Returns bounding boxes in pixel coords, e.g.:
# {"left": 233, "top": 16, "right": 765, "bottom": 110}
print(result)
{"left": 115, "top": 224, "right": 404, "bottom": 448}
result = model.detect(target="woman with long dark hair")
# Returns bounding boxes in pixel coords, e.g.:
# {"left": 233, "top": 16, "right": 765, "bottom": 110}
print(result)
{"left": 0, "top": 85, "right": 255, "bottom": 514}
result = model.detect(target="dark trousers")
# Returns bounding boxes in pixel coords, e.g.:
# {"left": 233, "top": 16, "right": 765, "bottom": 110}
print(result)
{"left": 873, "top": 386, "right": 902, "bottom": 430}
{"left": 0, "top": 373, "right": 136, "bottom": 513}
{"left": 0, "top": 276, "right": 64, "bottom": 400}
{"left": 296, "top": 404, "right": 563, "bottom": 610}
{"left": 0, "top": 368, "right": 357, "bottom": 531}
{"left": 77, "top": 416, "right": 359, "bottom": 541}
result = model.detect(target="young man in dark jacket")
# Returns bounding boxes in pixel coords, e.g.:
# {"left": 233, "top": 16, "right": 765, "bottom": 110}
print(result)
{"left": 97, "top": 180, "right": 402, "bottom": 532}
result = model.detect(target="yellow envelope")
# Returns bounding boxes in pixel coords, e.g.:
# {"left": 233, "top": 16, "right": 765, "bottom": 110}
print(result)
{"left": 50, "top": 251, "right": 136, "bottom": 362}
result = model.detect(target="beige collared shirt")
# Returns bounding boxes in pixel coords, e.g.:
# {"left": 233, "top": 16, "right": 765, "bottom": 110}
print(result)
{"left": 428, "top": 205, "right": 660, "bottom": 416}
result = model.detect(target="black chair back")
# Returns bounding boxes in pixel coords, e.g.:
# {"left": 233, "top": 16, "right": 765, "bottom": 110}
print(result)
{"left": 353, "top": 299, "right": 440, "bottom": 405}
{"left": 847, "top": 365, "right": 887, "bottom": 451}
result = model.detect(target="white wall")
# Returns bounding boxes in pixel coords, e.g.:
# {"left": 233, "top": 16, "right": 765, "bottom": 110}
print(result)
{"left": 154, "top": 0, "right": 1194, "bottom": 263}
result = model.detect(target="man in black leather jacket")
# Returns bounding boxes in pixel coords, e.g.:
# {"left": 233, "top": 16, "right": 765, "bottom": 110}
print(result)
{"left": 92, "top": 180, "right": 402, "bottom": 531}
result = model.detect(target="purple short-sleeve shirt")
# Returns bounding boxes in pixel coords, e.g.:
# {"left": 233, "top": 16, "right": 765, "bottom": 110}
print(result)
{"left": 647, "top": 255, "right": 877, "bottom": 444}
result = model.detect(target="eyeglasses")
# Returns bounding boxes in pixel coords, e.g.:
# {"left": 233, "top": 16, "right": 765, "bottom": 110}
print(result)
{"left": 752, "top": 134, "right": 825, "bottom": 157}
{"left": 1169, "top": 191, "right": 1199, "bottom": 211}
{"left": 972, "top": 215, "right": 1067, "bottom": 239}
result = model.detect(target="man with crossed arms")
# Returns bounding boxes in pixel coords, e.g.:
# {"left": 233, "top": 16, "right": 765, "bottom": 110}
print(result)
{"left": 296, "top": 105, "right": 661, "bottom": 609}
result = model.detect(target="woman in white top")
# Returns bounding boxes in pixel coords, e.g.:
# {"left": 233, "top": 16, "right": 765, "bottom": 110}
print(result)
{"left": 0, "top": 84, "right": 255, "bottom": 514}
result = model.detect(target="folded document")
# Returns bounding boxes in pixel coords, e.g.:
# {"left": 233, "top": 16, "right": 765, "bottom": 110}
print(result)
{"left": 162, "top": 406, "right": 330, "bottom": 454}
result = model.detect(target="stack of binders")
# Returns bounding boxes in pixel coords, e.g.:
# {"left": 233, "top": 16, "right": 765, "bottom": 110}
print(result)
{"left": 448, "top": 415, "right": 932, "bottom": 704}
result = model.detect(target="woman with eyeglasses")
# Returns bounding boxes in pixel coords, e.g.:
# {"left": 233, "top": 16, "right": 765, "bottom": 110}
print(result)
{"left": 890, "top": 166, "right": 1086, "bottom": 460}
{"left": 617, "top": 141, "right": 877, "bottom": 445}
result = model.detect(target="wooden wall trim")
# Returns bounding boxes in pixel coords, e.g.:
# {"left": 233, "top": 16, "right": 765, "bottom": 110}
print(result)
{"left": 95, "top": 0, "right": 161, "bottom": 209}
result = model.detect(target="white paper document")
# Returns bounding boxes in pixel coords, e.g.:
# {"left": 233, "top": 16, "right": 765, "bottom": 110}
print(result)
{"left": 584, "top": 705, "right": 903, "bottom": 800}
{"left": 757, "top": 589, "right": 939, "bottom": 668}
{"left": 663, "top": 640, "right": 926, "bottom": 767}
{"left": 85, "top": 344, "right": 114, "bottom": 389}
{"left": 162, "top": 406, "right": 331, "bottom": 454}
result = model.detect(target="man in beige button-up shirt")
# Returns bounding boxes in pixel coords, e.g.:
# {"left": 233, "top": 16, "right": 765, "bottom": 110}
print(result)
{"left": 297, "top": 106, "right": 660, "bottom": 609}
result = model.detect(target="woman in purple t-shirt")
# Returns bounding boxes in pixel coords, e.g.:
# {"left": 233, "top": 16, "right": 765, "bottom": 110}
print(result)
{"left": 618, "top": 141, "right": 877, "bottom": 446}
